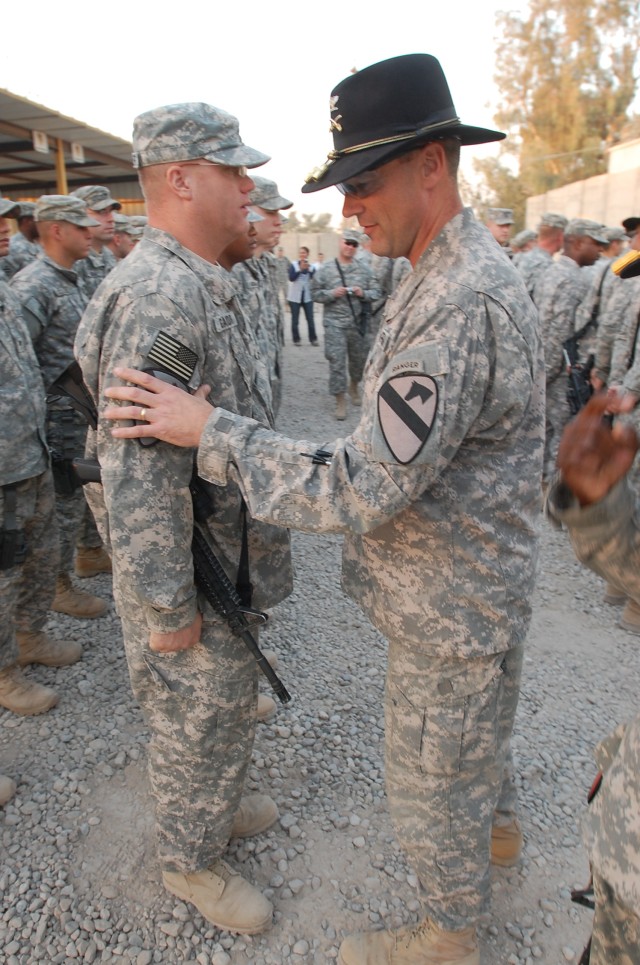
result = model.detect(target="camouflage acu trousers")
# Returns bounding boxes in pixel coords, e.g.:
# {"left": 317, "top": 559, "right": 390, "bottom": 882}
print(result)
{"left": 46, "top": 404, "right": 90, "bottom": 573}
{"left": 590, "top": 873, "right": 640, "bottom": 965}
{"left": 385, "top": 641, "right": 523, "bottom": 931}
{"left": 324, "top": 321, "right": 368, "bottom": 395}
{"left": 0, "top": 471, "right": 58, "bottom": 671}
{"left": 120, "top": 609, "right": 259, "bottom": 874}
{"left": 544, "top": 378, "right": 572, "bottom": 480}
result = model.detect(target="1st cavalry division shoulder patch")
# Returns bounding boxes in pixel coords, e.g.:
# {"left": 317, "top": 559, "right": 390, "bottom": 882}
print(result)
{"left": 377, "top": 373, "right": 438, "bottom": 464}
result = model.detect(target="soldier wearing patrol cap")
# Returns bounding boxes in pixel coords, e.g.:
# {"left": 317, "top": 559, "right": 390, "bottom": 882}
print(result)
{"left": 107, "top": 213, "right": 138, "bottom": 261}
{"left": 10, "top": 195, "right": 109, "bottom": 622}
{"left": 484, "top": 206, "right": 514, "bottom": 251}
{"left": 534, "top": 218, "right": 607, "bottom": 481}
{"left": 71, "top": 185, "right": 121, "bottom": 298}
{"left": 75, "top": 102, "right": 293, "bottom": 936}
{"left": 1, "top": 201, "right": 40, "bottom": 280}
{"left": 510, "top": 228, "right": 537, "bottom": 265}
{"left": 311, "top": 227, "right": 379, "bottom": 418}
{"left": 517, "top": 212, "right": 569, "bottom": 300}
{"left": 102, "top": 54, "right": 544, "bottom": 965}
{"left": 233, "top": 176, "right": 292, "bottom": 416}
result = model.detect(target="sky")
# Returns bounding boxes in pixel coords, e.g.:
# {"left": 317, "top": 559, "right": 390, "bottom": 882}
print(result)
{"left": 1, "top": 0, "right": 530, "bottom": 224}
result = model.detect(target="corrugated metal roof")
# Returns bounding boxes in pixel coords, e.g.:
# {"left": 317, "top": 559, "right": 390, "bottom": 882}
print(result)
{"left": 0, "top": 87, "right": 141, "bottom": 201}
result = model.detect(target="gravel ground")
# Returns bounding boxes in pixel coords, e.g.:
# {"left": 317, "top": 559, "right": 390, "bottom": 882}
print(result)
{"left": 1, "top": 314, "right": 638, "bottom": 964}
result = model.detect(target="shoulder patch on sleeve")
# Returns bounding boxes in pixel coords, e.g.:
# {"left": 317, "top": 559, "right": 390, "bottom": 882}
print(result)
{"left": 373, "top": 340, "right": 449, "bottom": 465}
{"left": 377, "top": 374, "right": 438, "bottom": 464}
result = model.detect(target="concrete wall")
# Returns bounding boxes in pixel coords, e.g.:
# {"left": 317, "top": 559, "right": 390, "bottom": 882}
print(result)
{"left": 526, "top": 167, "right": 640, "bottom": 228}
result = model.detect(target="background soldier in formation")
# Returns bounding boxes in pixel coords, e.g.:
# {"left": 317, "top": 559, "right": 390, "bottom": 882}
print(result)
{"left": 10, "top": 195, "right": 108, "bottom": 620}
{"left": 0, "top": 194, "right": 82, "bottom": 799}
{"left": 517, "top": 212, "right": 568, "bottom": 301}
{"left": 1, "top": 201, "right": 40, "bottom": 280}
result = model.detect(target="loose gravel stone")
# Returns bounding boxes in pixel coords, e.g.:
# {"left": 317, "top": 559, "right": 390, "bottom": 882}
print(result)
{"left": 0, "top": 336, "right": 623, "bottom": 962}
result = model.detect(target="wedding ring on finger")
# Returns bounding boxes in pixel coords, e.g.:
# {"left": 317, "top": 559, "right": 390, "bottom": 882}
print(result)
{"left": 140, "top": 407, "right": 147, "bottom": 421}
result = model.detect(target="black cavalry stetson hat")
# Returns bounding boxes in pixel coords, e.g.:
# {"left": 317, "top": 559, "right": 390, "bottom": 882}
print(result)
{"left": 302, "top": 53, "right": 505, "bottom": 193}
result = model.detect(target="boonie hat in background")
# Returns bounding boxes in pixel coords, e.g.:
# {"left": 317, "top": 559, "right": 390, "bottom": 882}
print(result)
{"left": 35, "top": 195, "right": 100, "bottom": 227}
{"left": 302, "top": 53, "right": 505, "bottom": 193}
{"left": 565, "top": 219, "right": 608, "bottom": 244}
{"left": 487, "top": 208, "right": 514, "bottom": 225}
{"left": 72, "top": 185, "right": 121, "bottom": 212}
{"left": 249, "top": 177, "right": 293, "bottom": 211}
{"left": 131, "top": 103, "right": 270, "bottom": 170}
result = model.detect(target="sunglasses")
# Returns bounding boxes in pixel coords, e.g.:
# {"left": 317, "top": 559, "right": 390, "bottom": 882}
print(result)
{"left": 344, "top": 239, "right": 359, "bottom": 248}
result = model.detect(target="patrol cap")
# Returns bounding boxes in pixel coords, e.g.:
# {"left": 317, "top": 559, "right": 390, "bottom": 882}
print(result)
{"left": 247, "top": 209, "right": 264, "bottom": 223}
{"left": 128, "top": 215, "right": 148, "bottom": 228}
{"left": 249, "top": 176, "right": 293, "bottom": 211}
{"left": 72, "top": 185, "right": 121, "bottom": 211}
{"left": 487, "top": 208, "right": 514, "bottom": 225}
{"left": 17, "top": 201, "right": 36, "bottom": 219}
{"left": 0, "top": 193, "right": 20, "bottom": 218}
{"left": 113, "top": 212, "right": 131, "bottom": 230}
{"left": 512, "top": 228, "right": 537, "bottom": 247}
{"left": 35, "top": 195, "right": 100, "bottom": 227}
{"left": 538, "top": 212, "right": 568, "bottom": 229}
{"left": 565, "top": 219, "right": 608, "bottom": 244}
{"left": 131, "top": 103, "right": 270, "bottom": 170}
{"left": 604, "top": 226, "right": 627, "bottom": 243}
{"left": 342, "top": 228, "right": 361, "bottom": 244}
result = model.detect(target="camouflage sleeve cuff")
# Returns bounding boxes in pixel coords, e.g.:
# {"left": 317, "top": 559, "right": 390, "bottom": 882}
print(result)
{"left": 197, "top": 407, "right": 247, "bottom": 486}
{"left": 143, "top": 595, "right": 199, "bottom": 635}
{"left": 547, "top": 476, "right": 634, "bottom": 532}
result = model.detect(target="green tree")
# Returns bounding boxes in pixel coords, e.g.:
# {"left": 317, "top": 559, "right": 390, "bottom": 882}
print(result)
{"left": 490, "top": 0, "right": 640, "bottom": 196}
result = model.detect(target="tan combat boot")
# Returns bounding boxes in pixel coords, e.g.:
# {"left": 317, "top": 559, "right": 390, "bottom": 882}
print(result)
{"left": 0, "top": 775, "right": 17, "bottom": 805}
{"left": 75, "top": 546, "right": 112, "bottom": 578}
{"left": 257, "top": 693, "right": 277, "bottom": 722}
{"left": 0, "top": 665, "right": 58, "bottom": 716}
{"left": 491, "top": 817, "right": 523, "bottom": 867}
{"left": 163, "top": 860, "right": 272, "bottom": 934}
{"left": 349, "top": 380, "right": 362, "bottom": 406}
{"left": 17, "top": 631, "right": 82, "bottom": 668}
{"left": 230, "top": 794, "right": 279, "bottom": 838}
{"left": 51, "top": 573, "right": 107, "bottom": 619}
{"left": 335, "top": 393, "right": 347, "bottom": 421}
{"left": 338, "top": 919, "right": 479, "bottom": 965}
{"left": 620, "top": 597, "right": 640, "bottom": 635}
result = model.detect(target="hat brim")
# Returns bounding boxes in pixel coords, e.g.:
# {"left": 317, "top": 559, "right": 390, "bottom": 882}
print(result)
{"left": 302, "top": 123, "right": 505, "bottom": 193}
{"left": 204, "top": 144, "right": 271, "bottom": 169}
{"left": 253, "top": 196, "right": 293, "bottom": 211}
{"left": 0, "top": 200, "right": 21, "bottom": 218}
{"left": 90, "top": 199, "right": 122, "bottom": 212}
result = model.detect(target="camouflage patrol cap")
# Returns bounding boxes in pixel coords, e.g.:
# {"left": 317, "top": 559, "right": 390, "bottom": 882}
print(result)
{"left": 247, "top": 209, "right": 264, "bottom": 223}
{"left": 487, "top": 208, "right": 514, "bottom": 225}
{"left": 128, "top": 215, "right": 148, "bottom": 228}
{"left": 342, "top": 228, "right": 362, "bottom": 243}
{"left": 17, "top": 201, "right": 36, "bottom": 219}
{"left": 35, "top": 195, "right": 100, "bottom": 227}
{"left": 71, "top": 185, "right": 121, "bottom": 212}
{"left": 512, "top": 228, "right": 537, "bottom": 247}
{"left": 565, "top": 219, "right": 607, "bottom": 244}
{"left": 538, "top": 212, "right": 568, "bottom": 229}
{"left": 131, "top": 103, "right": 270, "bottom": 170}
{"left": 0, "top": 193, "right": 20, "bottom": 218}
{"left": 249, "top": 177, "right": 293, "bottom": 211}
{"left": 604, "top": 226, "right": 627, "bottom": 243}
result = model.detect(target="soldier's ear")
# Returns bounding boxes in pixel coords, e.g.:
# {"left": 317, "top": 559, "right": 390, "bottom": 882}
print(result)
{"left": 165, "top": 164, "right": 193, "bottom": 200}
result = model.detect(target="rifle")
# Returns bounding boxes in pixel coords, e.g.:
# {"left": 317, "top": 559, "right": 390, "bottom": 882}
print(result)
{"left": 562, "top": 348, "right": 594, "bottom": 416}
{"left": 64, "top": 331, "right": 291, "bottom": 705}
{"left": 73, "top": 457, "right": 291, "bottom": 705}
